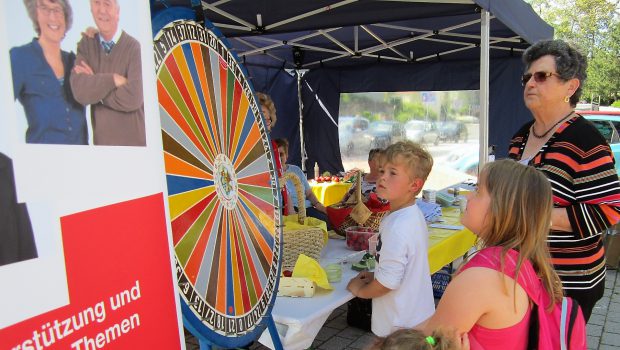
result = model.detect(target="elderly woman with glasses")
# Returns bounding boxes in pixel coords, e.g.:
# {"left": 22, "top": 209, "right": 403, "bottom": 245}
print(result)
{"left": 507, "top": 39, "right": 620, "bottom": 321}
{"left": 10, "top": 0, "right": 86, "bottom": 144}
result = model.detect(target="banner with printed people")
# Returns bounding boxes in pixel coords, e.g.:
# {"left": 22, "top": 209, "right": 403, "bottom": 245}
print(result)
{"left": 0, "top": 1, "right": 183, "bottom": 349}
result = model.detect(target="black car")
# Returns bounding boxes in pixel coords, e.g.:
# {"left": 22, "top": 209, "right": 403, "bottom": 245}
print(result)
{"left": 339, "top": 116, "right": 373, "bottom": 156}
{"left": 436, "top": 121, "right": 468, "bottom": 143}
{"left": 367, "top": 121, "right": 406, "bottom": 149}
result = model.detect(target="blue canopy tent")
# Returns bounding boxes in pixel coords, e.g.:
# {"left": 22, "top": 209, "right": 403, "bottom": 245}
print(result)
{"left": 152, "top": 0, "right": 553, "bottom": 175}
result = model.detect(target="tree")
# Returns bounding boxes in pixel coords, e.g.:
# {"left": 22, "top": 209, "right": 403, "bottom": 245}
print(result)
{"left": 526, "top": 0, "right": 620, "bottom": 103}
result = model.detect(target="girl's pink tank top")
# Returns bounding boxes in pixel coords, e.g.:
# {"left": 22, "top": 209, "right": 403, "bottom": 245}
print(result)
{"left": 460, "top": 247, "right": 532, "bottom": 350}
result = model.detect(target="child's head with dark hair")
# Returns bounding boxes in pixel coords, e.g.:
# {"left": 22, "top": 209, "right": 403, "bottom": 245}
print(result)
{"left": 274, "top": 138, "right": 289, "bottom": 164}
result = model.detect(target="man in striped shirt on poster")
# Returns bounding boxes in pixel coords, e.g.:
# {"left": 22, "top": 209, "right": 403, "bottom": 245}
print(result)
{"left": 508, "top": 39, "right": 620, "bottom": 321}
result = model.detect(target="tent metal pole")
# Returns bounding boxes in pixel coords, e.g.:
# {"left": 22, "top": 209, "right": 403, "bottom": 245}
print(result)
{"left": 479, "top": 9, "right": 490, "bottom": 172}
{"left": 202, "top": 1, "right": 255, "bottom": 30}
{"left": 319, "top": 30, "right": 355, "bottom": 55}
{"left": 265, "top": 0, "right": 358, "bottom": 31}
{"left": 297, "top": 71, "right": 308, "bottom": 172}
{"left": 360, "top": 25, "right": 407, "bottom": 59}
{"left": 234, "top": 38, "right": 290, "bottom": 66}
{"left": 239, "top": 29, "right": 340, "bottom": 57}
{"left": 360, "top": 18, "right": 483, "bottom": 55}
{"left": 372, "top": 22, "right": 523, "bottom": 44}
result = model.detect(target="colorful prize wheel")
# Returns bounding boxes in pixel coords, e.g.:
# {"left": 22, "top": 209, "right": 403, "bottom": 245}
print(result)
{"left": 152, "top": 11, "right": 282, "bottom": 348}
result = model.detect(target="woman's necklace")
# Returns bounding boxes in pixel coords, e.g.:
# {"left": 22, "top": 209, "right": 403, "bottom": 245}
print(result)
{"left": 530, "top": 111, "right": 574, "bottom": 139}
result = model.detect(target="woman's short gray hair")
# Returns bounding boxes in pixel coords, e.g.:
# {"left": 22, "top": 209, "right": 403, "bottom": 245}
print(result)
{"left": 522, "top": 39, "right": 587, "bottom": 106}
{"left": 24, "top": 0, "right": 73, "bottom": 36}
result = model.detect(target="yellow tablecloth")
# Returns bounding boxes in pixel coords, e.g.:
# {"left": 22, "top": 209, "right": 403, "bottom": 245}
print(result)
{"left": 310, "top": 181, "right": 352, "bottom": 207}
{"left": 428, "top": 206, "right": 477, "bottom": 273}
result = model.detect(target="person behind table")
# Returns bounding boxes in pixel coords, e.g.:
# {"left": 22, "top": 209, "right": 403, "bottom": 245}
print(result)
{"left": 347, "top": 141, "right": 435, "bottom": 337}
{"left": 257, "top": 92, "right": 291, "bottom": 215}
{"left": 257, "top": 92, "right": 277, "bottom": 132}
{"left": 417, "top": 160, "right": 565, "bottom": 349}
{"left": 370, "top": 328, "right": 469, "bottom": 350}
{"left": 508, "top": 39, "right": 620, "bottom": 321}
{"left": 10, "top": 0, "right": 87, "bottom": 145}
{"left": 362, "top": 148, "right": 385, "bottom": 194}
{"left": 341, "top": 148, "right": 386, "bottom": 204}
{"left": 274, "top": 138, "right": 331, "bottom": 222}
{"left": 70, "top": 0, "right": 145, "bottom": 146}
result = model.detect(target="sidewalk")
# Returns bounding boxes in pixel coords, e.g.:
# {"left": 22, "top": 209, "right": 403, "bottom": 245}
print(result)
{"left": 588, "top": 268, "right": 620, "bottom": 349}
{"left": 186, "top": 268, "right": 619, "bottom": 350}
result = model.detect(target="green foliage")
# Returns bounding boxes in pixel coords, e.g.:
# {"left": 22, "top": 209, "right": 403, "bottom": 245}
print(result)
{"left": 339, "top": 91, "right": 476, "bottom": 125}
{"left": 612, "top": 100, "right": 620, "bottom": 108}
{"left": 394, "top": 101, "right": 434, "bottom": 123}
{"left": 525, "top": 0, "right": 620, "bottom": 104}
{"left": 361, "top": 110, "right": 374, "bottom": 120}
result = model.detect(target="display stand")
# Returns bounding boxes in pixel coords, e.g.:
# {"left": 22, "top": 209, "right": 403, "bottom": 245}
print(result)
{"left": 152, "top": 2, "right": 284, "bottom": 349}
{"left": 183, "top": 315, "right": 283, "bottom": 350}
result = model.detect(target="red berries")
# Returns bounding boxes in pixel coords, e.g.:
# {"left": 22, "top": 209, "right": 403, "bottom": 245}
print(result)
{"left": 345, "top": 227, "right": 377, "bottom": 251}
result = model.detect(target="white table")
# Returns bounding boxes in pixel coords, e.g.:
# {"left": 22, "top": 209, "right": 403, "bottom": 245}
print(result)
{"left": 259, "top": 208, "right": 476, "bottom": 350}
{"left": 258, "top": 239, "right": 363, "bottom": 350}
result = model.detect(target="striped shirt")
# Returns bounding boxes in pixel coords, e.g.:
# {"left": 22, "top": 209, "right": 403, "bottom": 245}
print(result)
{"left": 508, "top": 114, "right": 620, "bottom": 291}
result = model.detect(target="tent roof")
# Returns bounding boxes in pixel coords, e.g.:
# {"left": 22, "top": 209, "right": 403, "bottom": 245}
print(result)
{"left": 150, "top": 0, "right": 553, "bottom": 172}
{"left": 152, "top": 0, "right": 552, "bottom": 69}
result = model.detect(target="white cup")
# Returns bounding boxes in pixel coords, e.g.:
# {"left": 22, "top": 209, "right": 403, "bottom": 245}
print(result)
{"left": 368, "top": 233, "right": 379, "bottom": 255}
{"left": 458, "top": 196, "right": 467, "bottom": 214}
{"left": 422, "top": 189, "right": 436, "bottom": 203}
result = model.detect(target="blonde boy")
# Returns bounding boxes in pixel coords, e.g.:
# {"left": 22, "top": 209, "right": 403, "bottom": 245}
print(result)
{"left": 347, "top": 141, "right": 435, "bottom": 336}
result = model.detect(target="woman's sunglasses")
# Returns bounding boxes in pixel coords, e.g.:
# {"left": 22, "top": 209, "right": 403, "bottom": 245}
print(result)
{"left": 521, "top": 71, "right": 561, "bottom": 86}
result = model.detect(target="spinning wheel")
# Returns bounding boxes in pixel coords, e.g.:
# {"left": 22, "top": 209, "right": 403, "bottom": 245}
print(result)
{"left": 153, "top": 16, "right": 282, "bottom": 347}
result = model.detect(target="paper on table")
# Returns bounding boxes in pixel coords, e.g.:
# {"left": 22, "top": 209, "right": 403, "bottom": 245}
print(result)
{"left": 429, "top": 223, "right": 464, "bottom": 230}
{"left": 293, "top": 255, "right": 332, "bottom": 290}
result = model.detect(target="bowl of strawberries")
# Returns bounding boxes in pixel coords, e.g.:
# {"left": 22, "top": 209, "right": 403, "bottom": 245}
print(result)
{"left": 345, "top": 226, "right": 378, "bottom": 251}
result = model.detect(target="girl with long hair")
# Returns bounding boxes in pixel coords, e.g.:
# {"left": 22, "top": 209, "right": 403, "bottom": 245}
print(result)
{"left": 417, "top": 160, "right": 563, "bottom": 349}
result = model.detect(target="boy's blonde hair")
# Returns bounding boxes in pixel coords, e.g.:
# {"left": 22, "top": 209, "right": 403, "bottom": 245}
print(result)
{"left": 478, "top": 159, "right": 563, "bottom": 309}
{"left": 384, "top": 141, "right": 433, "bottom": 182}
{"left": 370, "top": 328, "right": 459, "bottom": 350}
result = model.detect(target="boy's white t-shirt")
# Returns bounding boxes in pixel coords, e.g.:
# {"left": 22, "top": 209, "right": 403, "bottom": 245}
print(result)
{"left": 371, "top": 203, "right": 435, "bottom": 337}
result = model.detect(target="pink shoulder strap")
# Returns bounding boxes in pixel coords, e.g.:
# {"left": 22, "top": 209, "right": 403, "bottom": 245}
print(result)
{"left": 460, "top": 247, "right": 547, "bottom": 306}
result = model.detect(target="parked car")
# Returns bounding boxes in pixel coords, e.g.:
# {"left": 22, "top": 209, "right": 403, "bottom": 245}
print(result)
{"left": 443, "top": 111, "right": 620, "bottom": 177}
{"left": 581, "top": 111, "right": 620, "bottom": 173}
{"left": 404, "top": 120, "right": 439, "bottom": 145}
{"left": 436, "top": 121, "right": 468, "bottom": 143}
{"left": 443, "top": 145, "right": 479, "bottom": 176}
{"left": 453, "top": 150, "right": 479, "bottom": 176}
{"left": 338, "top": 116, "right": 373, "bottom": 156}
{"left": 368, "top": 120, "right": 406, "bottom": 149}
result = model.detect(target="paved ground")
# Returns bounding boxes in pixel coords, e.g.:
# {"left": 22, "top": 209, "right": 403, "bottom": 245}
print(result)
{"left": 587, "top": 268, "right": 620, "bottom": 349}
{"left": 186, "top": 268, "right": 620, "bottom": 350}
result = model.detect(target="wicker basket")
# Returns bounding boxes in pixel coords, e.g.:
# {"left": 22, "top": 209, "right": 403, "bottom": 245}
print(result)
{"left": 280, "top": 172, "right": 326, "bottom": 270}
{"left": 327, "top": 170, "right": 390, "bottom": 236}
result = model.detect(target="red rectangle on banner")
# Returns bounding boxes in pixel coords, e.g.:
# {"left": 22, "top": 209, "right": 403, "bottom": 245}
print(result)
{"left": 1, "top": 193, "right": 182, "bottom": 350}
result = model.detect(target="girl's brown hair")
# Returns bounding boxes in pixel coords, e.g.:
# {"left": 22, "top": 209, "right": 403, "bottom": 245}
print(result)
{"left": 478, "top": 159, "right": 563, "bottom": 309}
